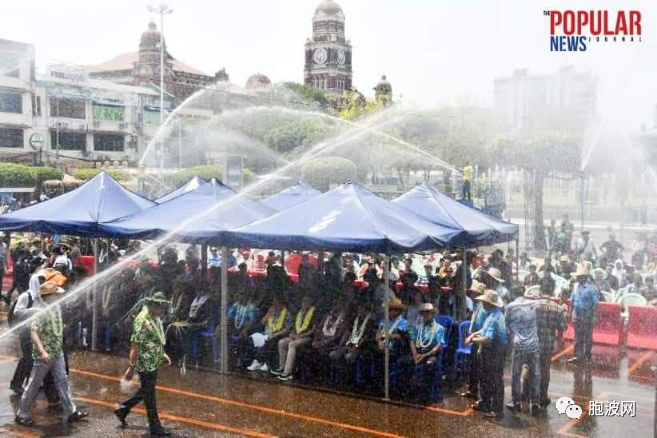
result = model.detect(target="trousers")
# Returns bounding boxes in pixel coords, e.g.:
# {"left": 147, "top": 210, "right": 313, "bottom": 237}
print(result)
{"left": 120, "top": 370, "right": 160, "bottom": 429}
{"left": 480, "top": 342, "right": 505, "bottom": 416}
{"left": 574, "top": 316, "right": 594, "bottom": 361}
{"left": 279, "top": 336, "right": 312, "bottom": 374}
{"left": 11, "top": 332, "right": 63, "bottom": 402}
{"left": 467, "top": 343, "right": 481, "bottom": 394}
{"left": 17, "top": 356, "right": 76, "bottom": 419}
{"left": 524, "top": 349, "right": 552, "bottom": 405}
{"left": 511, "top": 348, "right": 540, "bottom": 404}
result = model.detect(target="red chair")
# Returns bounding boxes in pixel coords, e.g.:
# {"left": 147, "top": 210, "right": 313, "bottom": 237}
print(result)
{"left": 564, "top": 302, "right": 622, "bottom": 346}
{"left": 627, "top": 305, "right": 657, "bottom": 350}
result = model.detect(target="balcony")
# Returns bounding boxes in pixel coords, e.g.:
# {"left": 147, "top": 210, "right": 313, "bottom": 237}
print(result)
{"left": 0, "top": 76, "right": 30, "bottom": 91}
{"left": 89, "top": 120, "right": 134, "bottom": 134}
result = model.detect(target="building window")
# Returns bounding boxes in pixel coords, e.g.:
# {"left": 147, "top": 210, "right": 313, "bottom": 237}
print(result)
{"left": 50, "top": 131, "right": 86, "bottom": 151}
{"left": 0, "top": 128, "right": 23, "bottom": 148}
{"left": 31, "top": 94, "right": 41, "bottom": 117}
{"left": 92, "top": 104, "right": 124, "bottom": 122}
{"left": 94, "top": 134, "right": 124, "bottom": 152}
{"left": 0, "top": 91, "right": 22, "bottom": 113}
{"left": 50, "top": 97, "right": 85, "bottom": 119}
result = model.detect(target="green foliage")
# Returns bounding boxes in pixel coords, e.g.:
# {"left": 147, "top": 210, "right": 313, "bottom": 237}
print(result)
{"left": 169, "top": 165, "right": 254, "bottom": 189}
{"left": 339, "top": 90, "right": 382, "bottom": 121}
{"left": 73, "top": 168, "right": 129, "bottom": 181}
{"left": 281, "top": 82, "right": 329, "bottom": 106}
{"left": 0, "top": 164, "right": 63, "bottom": 187}
{"left": 491, "top": 132, "right": 581, "bottom": 173}
{"left": 263, "top": 119, "right": 329, "bottom": 154}
{"left": 301, "top": 157, "right": 357, "bottom": 191}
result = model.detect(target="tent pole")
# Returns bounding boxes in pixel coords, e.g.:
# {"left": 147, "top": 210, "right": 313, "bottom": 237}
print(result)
{"left": 515, "top": 239, "right": 520, "bottom": 284}
{"left": 461, "top": 246, "right": 467, "bottom": 321}
{"left": 220, "top": 246, "right": 229, "bottom": 373}
{"left": 383, "top": 254, "right": 390, "bottom": 402}
{"left": 281, "top": 250, "right": 286, "bottom": 270}
{"left": 91, "top": 239, "right": 99, "bottom": 351}
{"left": 201, "top": 244, "right": 208, "bottom": 279}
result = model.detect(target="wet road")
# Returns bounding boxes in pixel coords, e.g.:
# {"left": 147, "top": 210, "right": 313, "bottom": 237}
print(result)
{"left": 0, "top": 337, "right": 654, "bottom": 438}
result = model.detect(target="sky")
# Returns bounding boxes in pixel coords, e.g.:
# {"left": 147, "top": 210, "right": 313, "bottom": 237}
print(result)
{"left": 2, "top": 0, "right": 656, "bottom": 132}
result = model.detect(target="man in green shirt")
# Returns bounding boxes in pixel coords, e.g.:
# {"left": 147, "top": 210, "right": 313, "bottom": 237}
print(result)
{"left": 115, "top": 292, "right": 172, "bottom": 437}
{"left": 16, "top": 282, "right": 89, "bottom": 426}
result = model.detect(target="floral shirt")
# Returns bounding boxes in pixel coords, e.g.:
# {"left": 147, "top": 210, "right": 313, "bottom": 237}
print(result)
{"left": 131, "top": 308, "right": 166, "bottom": 372}
{"left": 31, "top": 307, "right": 64, "bottom": 361}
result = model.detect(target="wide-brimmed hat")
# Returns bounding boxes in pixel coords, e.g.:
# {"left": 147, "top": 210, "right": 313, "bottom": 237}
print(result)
{"left": 487, "top": 268, "right": 505, "bottom": 283}
{"left": 40, "top": 281, "right": 64, "bottom": 297}
{"left": 386, "top": 297, "right": 406, "bottom": 310}
{"left": 475, "top": 290, "right": 504, "bottom": 308}
{"left": 560, "top": 255, "right": 570, "bottom": 262}
{"left": 146, "top": 292, "right": 170, "bottom": 305}
{"left": 592, "top": 268, "right": 607, "bottom": 279}
{"left": 419, "top": 303, "right": 435, "bottom": 313}
{"left": 573, "top": 265, "right": 590, "bottom": 277}
{"left": 469, "top": 280, "right": 486, "bottom": 295}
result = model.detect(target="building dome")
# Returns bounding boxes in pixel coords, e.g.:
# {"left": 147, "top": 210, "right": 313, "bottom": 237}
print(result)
{"left": 314, "top": 0, "right": 344, "bottom": 17}
{"left": 140, "top": 21, "right": 163, "bottom": 51}
{"left": 374, "top": 75, "right": 392, "bottom": 93}
{"left": 245, "top": 73, "right": 271, "bottom": 89}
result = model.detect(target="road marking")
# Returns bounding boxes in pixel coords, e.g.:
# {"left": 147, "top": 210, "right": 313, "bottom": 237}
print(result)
{"left": 71, "top": 369, "right": 407, "bottom": 438}
{"left": 552, "top": 345, "right": 574, "bottom": 362}
{"left": 557, "top": 391, "right": 608, "bottom": 438}
{"left": 76, "top": 396, "right": 276, "bottom": 438}
{"left": 627, "top": 351, "right": 654, "bottom": 376}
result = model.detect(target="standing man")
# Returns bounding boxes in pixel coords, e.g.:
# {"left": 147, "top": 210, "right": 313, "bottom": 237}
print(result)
{"left": 576, "top": 231, "right": 597, "bottom": 264}
{"left": 466, "top": 290, "right": 507, "bottom": 424}
{"left": 115, "top": 292, "right": 172, "bottom": 437}
{"left": 532, "top": 276, "right": 567, "bottom": 408}
{"left": 505, "top": 288, "right": 541, "bottom": 414}
{"left": 568, "top": 266, "right": 599, "bottom": 364}
{"left": 462, "top": 161, "right": 473, "bottom": 200}
{"left": 460, "top": 281, "right": 487, "bottom": 400}
{"left": 15, "top": 282, "right": 88, "bottom": 426}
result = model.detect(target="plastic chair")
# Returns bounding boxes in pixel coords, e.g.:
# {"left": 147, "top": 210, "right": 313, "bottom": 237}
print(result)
{"left": 452, "top": 321, "right": 472, "bottom": 382}
{"left": 192, "top": 319, "right": 219, "bottom": 365}
{"left": 601, "top": 291, "right": 614, "bottom": 302}
{"left": 524, "top": 285, "right": 541, "bottom": 297}
{"left": 436, "top": 315, "right": 454, "bottom": 348}
{"left": 614, "top": 287, "right": 629, "bottom": 303}
{"left": 618, "top": 293, "right": 647, "bottom": 321}
{"left": 551, "top": 274, "right": 567, "bottom": 296}
{"left": 518, "top": 270, "right": 529, "bottom": 283}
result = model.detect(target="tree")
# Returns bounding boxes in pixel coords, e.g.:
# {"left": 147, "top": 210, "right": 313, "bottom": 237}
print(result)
{"left": 263, "top": 119, "right": 329, "bottom": 155}
{"left": 280, "top": 82, "right": 329, "bottom": 107}
{"left": 492, "top": 132, "right": 581, "bottom": 249}
{"left": 169, "top": 165, "right": 254, "bottom": 189}
{"left": 301, "top": 157, "right": 357, "bottom": 191}
{"left": 73, "top": 168, "right": 128, "bottom": 181}
{"left": 0, "top": 164, "right": 63, "bottom": 187}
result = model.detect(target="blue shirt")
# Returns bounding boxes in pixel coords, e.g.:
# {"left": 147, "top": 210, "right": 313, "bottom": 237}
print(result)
{"left": 471, "top": 302, "right": 489, "bottom": 333}
{"left": 410, "top": 320, "right": 445, "bottom": 351}
{"left": 481, "top": 308, "right": 508, "bottom": 345}
{"left": 572, "top": 280, "right": 600, "bottom": 313}
{"left": 227, "top": 302, "right": 258, "bottom": 329}
{"left": 505, "top": 297, "right": 539, "bottom": 352}
{"left": 378, "top": 316, "right": 409, "bottom": 352}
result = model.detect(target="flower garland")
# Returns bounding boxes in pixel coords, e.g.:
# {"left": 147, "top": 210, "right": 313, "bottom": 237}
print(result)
{"left": 267, "top": 308, "right": 287, "bottom": 333}
{"left": 348, "top": 314, "right": 370, "bottom": 346}
{"left": 295, "top": 307, "right": 315, "bottom": 334}
{"left": 141, "top": 307, "right": 166, "bottom": 345}
{"left": 416, "top": 320, "right": 439, "bottom": 349}
{"left": 234, "top": 304, "right": 247, "bottom": 329}
{"left": 322, "top": 312, "right": 343, "bottom": 337}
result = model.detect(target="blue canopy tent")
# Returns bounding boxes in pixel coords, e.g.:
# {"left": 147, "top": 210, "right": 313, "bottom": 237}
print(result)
{"left": 154, "top": 176, "right": 206, "bottom": 204}
{"left": 261, "top": 180, "right": 321, "bottom": 211}
{"left": 223, "top": 181, "right": 464, "bottom": 253}
{"left": 0, "top": 171, "right": 155, "bottom": 237}
{"left": 100, "top": 178, "right": 275, "bottom": 242}
{"left": 392, "top": 182, "right": 518, "bottom": 246}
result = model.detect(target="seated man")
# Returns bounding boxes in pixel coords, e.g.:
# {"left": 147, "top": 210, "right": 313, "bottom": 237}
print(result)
{"left": 373, "top": 298, "right": 409, "bottom": 393}
{"left": 181, "top": 283, "right": 218, "bottom": 366}
{"left": 227, "top": 288, "right": 259, "bottom": 368}
{"left": 523, "top": 265, "right": 540, "bottom": 287}
{"left": 246, "top": 295, "right": 291, "bottom": 373}
{"left": 311, "top": 299, "right": 346, "bottom": 365}
{"left": 272, "top": 296, "right": 317, "bottom": 381}
{"left": 329, "top": 301, "right": 373, "bottom": 376}
{"left": 407, "top": 303, "right": 446, "bottom": 402}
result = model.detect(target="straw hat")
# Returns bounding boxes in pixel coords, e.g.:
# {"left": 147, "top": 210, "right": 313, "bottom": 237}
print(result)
{"left": 487, "top": 268, "right": 505, "bottom": 283}
{"left": 39, "top": 281, "right": 64, "bottom": 297}
{"left": 386, "top": 297, "right": 406, "bottom": 310}
{"left": 560, "top": 255, "right": 570, "bottom": 262}
{"left": 146, "top": 292, "right": 170, "bottom": 305}
{"left": 592, "top": 268, "right": 607, "bottom": 280}
{"left": 573, "top": 265, "right": 590, "bottom": 277}
{"left": 469, "top": 280, "right": 486, "bottom": 295}
{"left": 475, "top": 290, "right": 504, "bottom": 308}
{"left": 419, "top": 303, "right": 435, "bottom": 313}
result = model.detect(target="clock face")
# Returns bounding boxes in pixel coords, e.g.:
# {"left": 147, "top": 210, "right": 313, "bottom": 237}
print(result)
{"left": 313, "top": 48, "right": 328, "bottom": 65}
{"left": 337, "top": 49, "right": 346, "bottom": 65}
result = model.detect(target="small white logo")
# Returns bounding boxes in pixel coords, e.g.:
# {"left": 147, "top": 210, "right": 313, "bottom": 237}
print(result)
{"left": 556, "top": 396, "right": 583, "bottom": 419}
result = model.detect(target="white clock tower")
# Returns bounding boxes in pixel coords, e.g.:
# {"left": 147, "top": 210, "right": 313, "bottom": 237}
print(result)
{"left": 304, "top": 0, "right": 353, "bottom": 95}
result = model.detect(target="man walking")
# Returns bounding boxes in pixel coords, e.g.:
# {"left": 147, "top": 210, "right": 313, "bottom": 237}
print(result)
{"left": 505, "top": 288, "right": 541, "bottom": 414}
{"left": 568, "top": 266, "right": 599, "bottom": 364}
{"left": 115, "top": 292, "right": 172, "bottom": 437}
{"left": 533, "top": 276, "right": 567, "bottom": 408}
{"left": 15, "top": 282, "right": 88, "bottom": 426}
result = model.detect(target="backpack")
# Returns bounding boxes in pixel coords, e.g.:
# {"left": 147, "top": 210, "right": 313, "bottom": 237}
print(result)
{"left": 7, "top": 292, "right": 34, "bottom": 328}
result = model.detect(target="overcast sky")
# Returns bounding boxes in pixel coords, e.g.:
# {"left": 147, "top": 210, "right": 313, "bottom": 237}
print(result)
{"left": 2, "top": 0, "right": 655, "bottom": 132}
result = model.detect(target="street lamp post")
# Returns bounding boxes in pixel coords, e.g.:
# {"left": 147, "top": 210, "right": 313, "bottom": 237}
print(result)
{"left": 148, "top": 3, "right": 172, "bottom": 181}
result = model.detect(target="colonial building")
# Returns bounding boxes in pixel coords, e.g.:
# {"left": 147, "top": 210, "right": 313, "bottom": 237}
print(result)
{"left": 304, "top": 0, "right": 353, "bottom": 96}
{"left": 88, "top": 21, "right": 228, "bottom": 103}
{"left": 373, "top": 75, "right": 393, "bottom": 106}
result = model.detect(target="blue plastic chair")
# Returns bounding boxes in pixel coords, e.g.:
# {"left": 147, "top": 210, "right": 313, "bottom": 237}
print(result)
{"left": 452, "top": 321, "right": 472, "bottom": 381}
{"left": 436, "top": 315, "right": 454, "bottom": 368}
{"left": 191, "top": 320, "right": 219, "bottom": 365}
